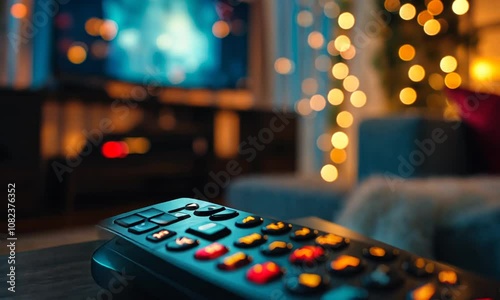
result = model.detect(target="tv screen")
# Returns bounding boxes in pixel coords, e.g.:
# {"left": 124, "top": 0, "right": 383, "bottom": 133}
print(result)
{"left": 54, "top": 0, "right": 249, "bottom": 89}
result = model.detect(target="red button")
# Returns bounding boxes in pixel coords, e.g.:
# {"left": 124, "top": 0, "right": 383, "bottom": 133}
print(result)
{"left": 246, "top": 261, "right": 282, "bottom": 284}
{"left": 194, "top": 243, "right": 228, "bottom": 260}
{"left": 289, "top": 245, "right": 325, "bottom": 264}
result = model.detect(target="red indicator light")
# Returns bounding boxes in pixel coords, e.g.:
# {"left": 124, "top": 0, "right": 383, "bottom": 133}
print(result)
{"left": 102, "top": 141, "right": 129, "bottom": 159}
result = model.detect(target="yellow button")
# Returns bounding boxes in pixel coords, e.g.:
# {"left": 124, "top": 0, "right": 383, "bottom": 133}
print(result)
{"left": 409, "top": 283, "right": 436, "bottom": 300}
{"left": 298, "top": 273, "right": 322, "bottom": 288}
{"left": 331, "top": 255, "right": 360, "bottom": 271}
{"left": 369, "top": 247, "right": 386, "bottom": 257}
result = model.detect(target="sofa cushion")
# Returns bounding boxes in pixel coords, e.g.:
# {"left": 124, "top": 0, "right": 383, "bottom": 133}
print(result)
{"left": 226, "top": 174, "right": 347, "bottom": 220}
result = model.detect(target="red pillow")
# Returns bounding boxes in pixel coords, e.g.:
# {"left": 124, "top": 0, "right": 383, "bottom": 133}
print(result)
{"left": 445, "top": 87, "right": 500, "bottom": 173}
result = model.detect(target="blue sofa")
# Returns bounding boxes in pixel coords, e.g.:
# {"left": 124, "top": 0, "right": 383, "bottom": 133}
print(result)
{"left": 226, "top": 116, "right": 500, "bottom": 280}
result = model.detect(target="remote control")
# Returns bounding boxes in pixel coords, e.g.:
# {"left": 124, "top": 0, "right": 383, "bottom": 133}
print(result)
{"left": 95, "top": 198, "right": 500, "bottom": 299}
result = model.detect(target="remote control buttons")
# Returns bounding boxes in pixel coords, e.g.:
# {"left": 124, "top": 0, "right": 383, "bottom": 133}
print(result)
{"left": 438, "top": 270, "right": 458, "bottom": 285}
{"left": 209, "top": 209, "right": 239, "bottom": 221}
{"left": 289, "top": 246, "right": 325, "bottom": 264}
{"left": 290, "top": 227, "right": 318, "bottom": 241}
{"left": 194, "top": 205, "right": 225, "bottom": 216}
{"left": 172, "top": 212, "right": 190, "bottom": 220}
{"left": 361, "top": 265, "right": 403, "bottom": 289}
{"left": 137, "top": 208, "right": 164, "bottom": 219}
{"left": 262, "top": 222, "right": 292, "bottom": 235}
{"left": 234, "top": 233, "right": 267, "bottom": 248}
{"left": 235, "top": 216, "right": 263, "bottom": 228}
{"left": 115, "top": 215, "right": 144, "bottom": 227}
{"left": 147, "top": 229, "right": 176, "bottom": 242}
{"left": 246, "top": 262, "right": 282, "bottom": 284}
{"left": 329, "top": 255, "right": 364, "bottom": 275}
{"left": 407, "top": 283, "right": 437, "bottom": 300}
{"left": 320, "top": 285, "right": 369, "bottom": 300}
{"left": 128, "top": 221, "right": 159, "bottom": 234}
{"left": 362, "top": 246, "right": 399, "bottom": 261}
{"left": 184, "top": 203, "right": 199, "bottom": 210}
{"left": 261, "top": 241, "right": 293, "bottom": 256}
{"left": 150, "top": 213, "right": 181, "bottom": 226}
{"left": 285, "top": 273, "right": 328, "bottom": 294}
{"left": 187, "top": 222, "right": 231, "bottom": 241}
{"left": 402, "top": 258, "right": 435, "bottom": 277}
{"left": 166, "top": 237, "right": 199, "bottom": 251}
{"left": 217, "top": 252, "right": 252, "bottom": 271}
{"left": 194, "top": 243, "right": 228, "bottom": 260}
{"left": 315, "top": 234, "right": 349, "bottom": 250}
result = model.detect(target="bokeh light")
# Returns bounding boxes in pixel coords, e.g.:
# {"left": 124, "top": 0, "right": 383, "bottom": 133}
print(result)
{"left": 427, "top": 1, "right": 444, "bottom": 15}
{"left": 408, "top": 65, "right": 426, "bottom": 82}
{"left": 440, "top": 56, "right": 458, "bottom": 73}
{"left": 384, "top": 0, "right": 401, "bottom": 12}
{"left": 399, "top": 3, "right": 416, "bottom": 20}
{"left": 331, "top": 132, "right": 349, "bottom": 149}
{"left": 10, "top": 3, "right": 27, "bottom": 19}
{"left": 350, "top": 90, "right": 367, "bottom": 108}
{"left": 417, "top": 10, "right": 433, "bottom": 26}
{"left": 343, "top": 75, "right": 360, "bottom": 92}
{"left": 315, "top": 55, "right": 332, "bottom": 72}
{"left": 428, "top": 73, "right": 444, "bottom": 90}
{"left": 317, "top": 134, "right": 333, "bottom": 151}
{"left": 340, "top": 45, "right": 356, "bottom": 60}
{"left": 327, "top": 88, "right": 344, "bottom": 105}
{"left": 330, "top": 148, "right": 347, "bottom": 164}
{"left": 308, "top": 31, "right": 325, "bottom": 49}
{"left": 297, "top": 10, "right": 314, "bottom": 27}
{"left": 310, "top": 94, "right": 326, "bottom": 111}
{"left": 323, "top": 2, "right": 340, "bottom": 19}
{"left": 85, "top": 18, "right": 103, "bottom": 36}
{"left": 296, "top": 98, "right": 313, "bottom": 116}
{"left": 274, "top": 57, "right": 294, "bottom": 74}
{"left": 423, "top": 19, "right": 441, "bottom": 36}
{"left": 67, "top": 44, "right": 87, "bottom": 64}
{"left": 399, "top": 87, "right": 417, "bottom": 105}
{"left": 331, "top": 62, "right": 349, "bottom": 80}
{"left": 302, "top": 78, "right": 319, "bottom": 95}
{"left": 338, "top": 12, "right": 355, "bottom": 30}
{"left": 399, "top": 44, "right": 415, "bottom": 61}
{"left": 321, "top": 164, "right": 338, "bottom": 182}
{"left": 337, "top": 111, "right": 353, "bottom": 128}
{"left": 100, "top": 20, "right": 118, "bottom": 41}
{"left": 452, "top": 0, "right": 469, "bottom": 15}
{"left": 444, "top": 72, "right": 462, "bottom": 89}
{"left": 212, "top": 20, "right": 230, "bottom": 38}
{"left": 334, "top": 35, "right": 351, "bottom": 52}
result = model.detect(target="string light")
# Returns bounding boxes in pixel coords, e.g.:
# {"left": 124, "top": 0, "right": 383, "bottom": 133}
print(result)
{"left": 384, "top": 0, "right": 401, "bottom": 12}
{"left": 452, "top": 0, "right": 469, "bottom": 15}
{"left": 334, "top": 35, "right": 351, "bottom": 52}
{"left": 439, "top": 56, "right": 457, "bottom": 73}
{"left": 417, "top": 11, "right": 433, "bottom": 26}
{"left": 444, "top": 72, "right": 462, "bottom": 89}
{"left": 308, "top": 31, "right": 325, "bottom": 49}
{"left": 330, "top": 149, "right": 347, "bottom": 164}
{"left": 423, "top": 19, "right": 441, "bottom": 36}
{"left": 336, "top": 111, "right": 353, "bottom": 128}
{"left": 331, "top": 62, "right": 349, "bottom": 80}
{"left": 338, "top": 12, "right": 355, "bottom": 30}
{"left": 399, "top": 87, "right": 417, "bottom": 105}
{"left": 275, "top": 57, "right": 294, "bottom": 74}
{"left": 408, "top": 65, "right": 426, "bottom": 82}
{"left": 340, "top": 45, "right": 356, "bottom": 60}
{"left": 331, "top": 132, "right": 349, "bottom": 149}
{"left": 343, "top": 75, "right": 359, "bottom": 92}
{"left": 321, "top": 164, "right": 338, "bottom": 182}
{"left": 399, "top": 44, "right": 415, "bottom": 61}
{"left": 399, "top": 3, "right": 416, "bottom": 20}
{"left": 350, "top": 90, "right": 367, "bottom": 108}
{"left": 427, "top": 1, "right": 444, "bottom": 16}
{"left": 310, "top": 94, "right": 326, "bottom": 111}
{"left": 428, "top": 73, "right": 444, "bottom": 90}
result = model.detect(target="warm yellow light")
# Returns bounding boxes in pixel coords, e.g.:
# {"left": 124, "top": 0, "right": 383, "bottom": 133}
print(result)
{"left": 340, "top": 45, "right": 356, "bottom": 60}
{"left": 321, "top": 164, "right": 338, "bottom": 182}
{"left": 337, "top": 111, "right": 353, "bottom": 128}
{"left": 124, "top": 137, "right": 151, "bottom": 154}
{"left": 384, "top": 0, "right": 401, "bottom": 12}
{"left": 213, "top": 21, "right": 230, "bottom": 38}
{"left": 310, "top": 94, "right": 326, "bottom": 111}
{"left": 338, "top": 12, "right": 355, "bottom": 30}
{"left": 308, "top": 31, "right": 324, "bottom": 49}
{"left": 343, "top": 75, "right": 359, "bottom": 92}
{"left": 324, "top": 2, "right": 340, "bottom": 19}
{"left": 315, "top": 55, "right": 332, "bottom": 72}
{"left": 399, "top": 44, "right": 415, "bottom": 61}
{"left": 327, "top": 88, "right": 344, "bottom": 105}
{"left": 327, "top": 41, "right": 340, "bottom": 56}
{"left": 471, "top": 60, "right": 495, "bottom": 81}
{"left": 424, "top": 19, "right": 441, "bottom": 36}
{"left": 274, "top": 57, "right": 294, "bottom": 74}
{"left": 85, "top": 18, "right": 103, "bottom": 36}
{"left": 428, "top": 73, "right": 444, "bottom": 90}
{"left": 444, "top": 72, "right": 462, "bottom": 89}
{"left": 296, "top": 98, "right": 312, "bottom": 116}
{"left": 440, "top": 56, "right": 458, "bottom": 73}
{"left": 67, "top": 45, "right": 87, "bottom": 64}
{"left": 452, "top": 0, "right": 469, "bottom": 15}
{"left": 400, "top": 87, "right": 417, "bottom": 105}
{"left": 334, "top": 35, "right": 351, "bottom": 52}
{"left": 100, "top": 20, "right": 118, "bottom": 41}
{"left": 297, "top": 10, "right": 314, "bottom": 27}
{"left": 408, "top": 65, "right": 426, "bottom": 82}
{"left": 399, "top": 3, "right": 416, "bottom": 20}
{"left": 10, "top": 3, "right": 27, "bottom": 19}
{"left": 417, "top": 11, "right": 433, "bottom": 26}
{"left": 350, "top": 90, "right": 367, "bottom": 108}
{"left": 317, "top": 134, "right": 332, "bottom": 151}
{"left": 302, "top": 78, "right": 318, "bottom": 95}
{"left": 427, "top": 1, "right": 444, "bottom": 15}
{"left": 331, "top": 62, "right": 349, "bottom": 80}
{"left": 330, "top": 149, "right": 347, "bottom": 164}
{"left": 331, "top": 132, "right": 349, "bottom": 149}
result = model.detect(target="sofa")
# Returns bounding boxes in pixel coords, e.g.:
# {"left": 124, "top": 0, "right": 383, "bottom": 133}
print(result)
{"left": 226, "top": 115, "right": 500, "bottom": 280}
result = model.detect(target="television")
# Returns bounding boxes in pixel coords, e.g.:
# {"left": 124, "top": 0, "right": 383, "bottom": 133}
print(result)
{"left": 54, "top": 0, "right": 249, "bottom": 89}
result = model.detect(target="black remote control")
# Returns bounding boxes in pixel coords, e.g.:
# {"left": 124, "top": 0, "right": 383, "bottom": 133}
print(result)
{"left": 95, "top": 198, "right": 500, "bottom": 299}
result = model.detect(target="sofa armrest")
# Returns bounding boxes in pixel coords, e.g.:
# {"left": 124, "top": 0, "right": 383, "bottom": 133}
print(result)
{"left": 358, "top": 116, "right": 467, "bottom": 183}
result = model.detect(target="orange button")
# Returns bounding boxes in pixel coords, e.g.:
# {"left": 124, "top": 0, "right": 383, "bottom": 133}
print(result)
{"left": 408, "top": 283, "right": 437, "bottom": 300}
{"left": 438, "top": 270, "right": 458, "bottom": 285}
{"left": 315, "top": 234, "right": 349, "bottom": 249}
{"left": 218, "top": 252, "right": 252, "bottom": 271}
{"left": 289, "top": 245, "right": 324, "bottom": 264}
{"left": 194, "top": 243, "right": 228, "bottom": 260}
{"left": 330, "top": 255, "right": 364, "bottom": 275}
{"left": 246, "top": 262, "right": 282, "bottom": 284}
